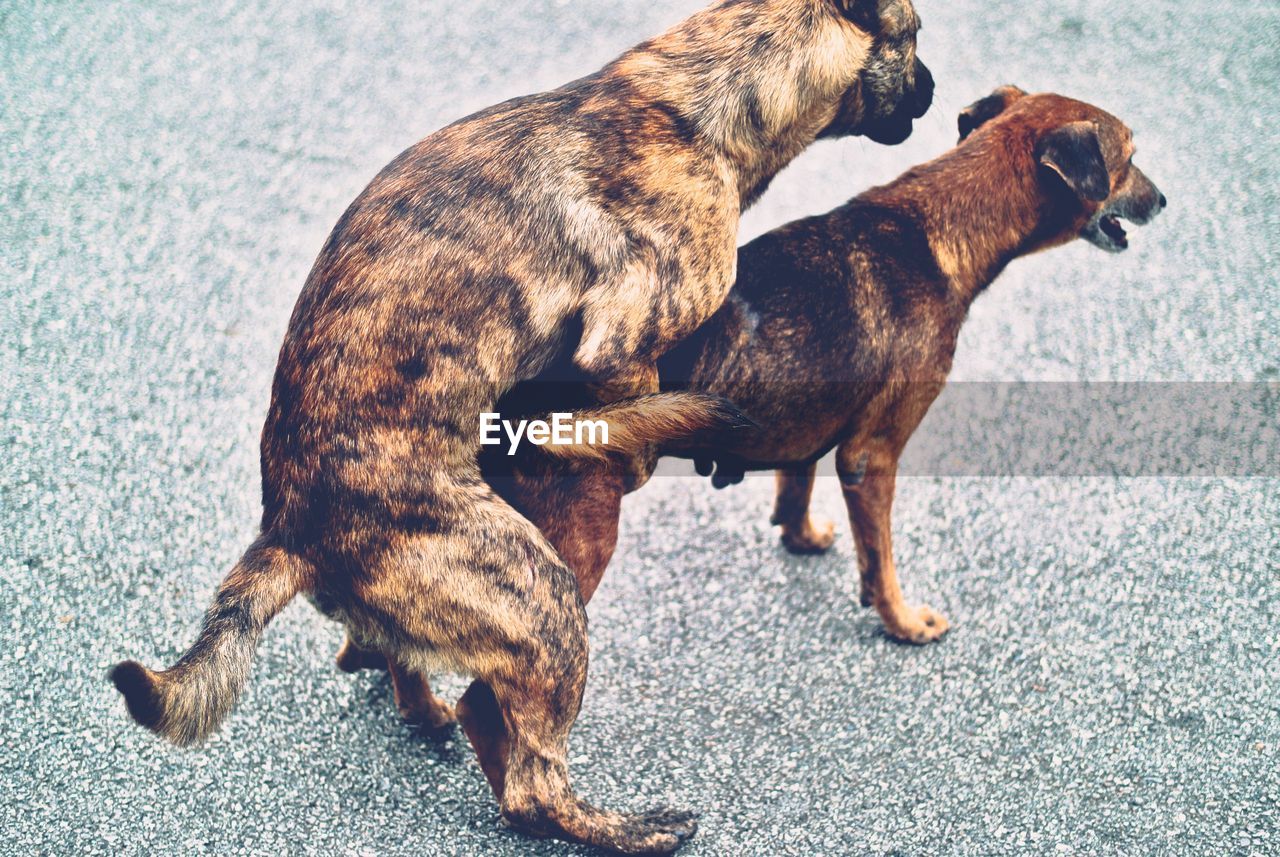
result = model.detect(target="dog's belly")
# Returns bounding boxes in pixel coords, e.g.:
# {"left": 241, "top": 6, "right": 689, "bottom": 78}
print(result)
{"left": 699, "top": 371, "right": 868, "bottom": 462}
{"left": 678, "top": 395, "right": 849, "bottom": 472}
{"left": 720, "top": 427, "right": 839, "bottom": 469}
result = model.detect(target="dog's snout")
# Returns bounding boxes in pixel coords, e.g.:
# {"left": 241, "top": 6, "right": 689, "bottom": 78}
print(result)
{"left": 1124, "top": 164, "right": 1166, "bottom": 223}
{"left": 1144, "top": 179, "right": 1166, "bottom": 219}
{"left": 913, "top": 61, "right": 934, "bottom": 118}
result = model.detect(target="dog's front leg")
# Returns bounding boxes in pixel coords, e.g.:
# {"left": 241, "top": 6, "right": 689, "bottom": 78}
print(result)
{"left": 836, "top": 442, "right": 949, "bottom": 644}
{"left": 387, "top": 660, "right": 456, "bottom": 730}
{"left": 586, "top": 359, "right": 659, "bottom": 403}
{"left": 586, "top": 361, "right": 662, "bottom": 492}
{"left": 770, "top": 461, "right": 837, "bottom": 554}
{"left": 335, "top": 636, "right": 389, "bottom": 672}
{"left": 573, "top": 234, "right": 736, "bottom": 494}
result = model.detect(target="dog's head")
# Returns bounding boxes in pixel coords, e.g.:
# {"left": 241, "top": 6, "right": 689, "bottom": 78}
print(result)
{"left": 817, "top": 0, "right": 934, "bottom": 144}
{"left": 957, "top": 87, "right": 1166, "bottom": 252}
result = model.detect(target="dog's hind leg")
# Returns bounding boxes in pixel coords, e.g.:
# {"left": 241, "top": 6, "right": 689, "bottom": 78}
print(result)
{"left": 770, "top": 461, "right": 836, "bottom": 554}
{"left": 485, "top": 595, "right": 696, "bottom": 854}
{"left": 461, "top": 462, "right": 628, "bottom": 809}
{"left": 836, "top": 441, "right": 949, "bottom": 644}
{"left": 336, "top": 637, "right": 454, "bottom": 728}
{"left": 375, "top": 522, "right": 695, "bottom": 853}
{"left": 503, "top": 463, "right": 628, "bottom": 603}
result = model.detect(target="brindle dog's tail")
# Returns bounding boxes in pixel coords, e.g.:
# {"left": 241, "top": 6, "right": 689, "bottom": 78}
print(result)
{"left": 110, "top": 536, "right": 311, "bottom": 747}
{"left": 540, "top": 392, "right": 754, "bottom": 461}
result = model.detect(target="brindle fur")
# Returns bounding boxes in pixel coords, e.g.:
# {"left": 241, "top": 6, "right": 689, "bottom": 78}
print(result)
{"left": 483, "top": 90, "right": 1164, "bottom": 735}
{"left": 111, "top": 1, "right": 932, "bottom": 853}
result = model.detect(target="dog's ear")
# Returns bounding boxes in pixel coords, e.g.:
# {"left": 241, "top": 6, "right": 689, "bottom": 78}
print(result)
{"left": 1036, "top": 120, "right": 1111, "bottom": 203}
{"left": 957, "top": 85, "right": 1026, "bottom": 142}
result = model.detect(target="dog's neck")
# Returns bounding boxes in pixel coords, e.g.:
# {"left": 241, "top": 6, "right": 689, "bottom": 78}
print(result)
{"left": 606, "top": 6, "right": 857, "bottom": 209}
{"left": 723, "top": 100, "right": 844, "bottom": 207}
{"left": 862, "top": 138, "right": 1065, "bottom": 302}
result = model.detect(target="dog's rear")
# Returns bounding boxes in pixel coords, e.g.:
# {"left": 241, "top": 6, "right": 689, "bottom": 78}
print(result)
{"left": 111, "top": 538, "right": 311, "bottom": 746}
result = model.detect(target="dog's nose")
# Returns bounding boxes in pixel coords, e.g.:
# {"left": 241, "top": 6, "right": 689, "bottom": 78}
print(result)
{"left": 913, "top": 60, "right": 935, "bottom": 118}
{"left": 1159, "top": 193, "right": 1168, "bottom": 209}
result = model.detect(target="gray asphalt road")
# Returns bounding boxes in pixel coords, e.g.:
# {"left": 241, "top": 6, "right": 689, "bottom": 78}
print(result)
{"left": 2, "top": 1, "right": 1278, "bottom": 854}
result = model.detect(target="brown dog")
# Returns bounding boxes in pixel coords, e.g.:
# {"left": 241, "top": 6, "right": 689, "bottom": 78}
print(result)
{"left": 486, "top": 88, "right": 1165, "bottom": 656}
{"left": 111, "top": 2, "right": 932, "bottom": 853}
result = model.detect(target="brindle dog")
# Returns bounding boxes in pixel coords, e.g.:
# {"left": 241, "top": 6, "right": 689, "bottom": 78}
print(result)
{"left": 111, "top": 1, "right": 932, "bottom": 852}
{"left": 482, "top": 89, "right": 1164, "bottom": 663}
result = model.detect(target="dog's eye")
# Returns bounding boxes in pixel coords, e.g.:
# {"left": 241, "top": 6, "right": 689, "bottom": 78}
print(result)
{"left": 837, "top": 0, "right": 882, "bottom": 31}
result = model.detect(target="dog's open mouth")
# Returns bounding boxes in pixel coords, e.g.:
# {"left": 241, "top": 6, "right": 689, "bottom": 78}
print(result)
{"left": 1099, "top": 214, "right": 1128, "bottom": 248}
{"left": 1083, "top": 210, "right": 1135, "bottom": 252}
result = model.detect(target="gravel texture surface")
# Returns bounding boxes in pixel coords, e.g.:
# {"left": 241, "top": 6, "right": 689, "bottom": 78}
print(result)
{"left": 2, "top": 1, "right": 1277, "bottom": 854}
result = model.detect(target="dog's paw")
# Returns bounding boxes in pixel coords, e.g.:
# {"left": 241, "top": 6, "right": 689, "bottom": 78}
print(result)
{"left": 503, "top": 802, "right": 697, "bottom": 854}
{"left": 401, "top": 697, "right": 457, "bottom": 731}
{"left": 882, "top": 603, "right": 950, "bottom": 644}
{"left": 780, "top": 517, "right": 836, "bottom": 554}
{"left": 612, "top": 806, "right": 699, "bottom": 854}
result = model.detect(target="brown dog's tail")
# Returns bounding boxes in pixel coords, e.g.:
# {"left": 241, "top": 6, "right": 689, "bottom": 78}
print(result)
{"left": 538, "top": 392, "right": 753, "bottom": 461}
{"left": 110, "top": 536, "right": 310, "bottom": 747}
